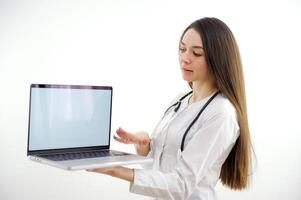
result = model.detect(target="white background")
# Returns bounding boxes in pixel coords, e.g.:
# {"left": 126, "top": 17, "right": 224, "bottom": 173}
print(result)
{"left": 0, "top": 0, "right": 301, "bottom": 199}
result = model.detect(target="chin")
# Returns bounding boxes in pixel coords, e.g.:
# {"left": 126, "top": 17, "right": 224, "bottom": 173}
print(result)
{"left": 181, "top": 75, "right": 193, "bottom": 82}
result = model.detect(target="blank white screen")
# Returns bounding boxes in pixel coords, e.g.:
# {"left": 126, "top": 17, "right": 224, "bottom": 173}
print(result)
{"left": 28, "top": 86, "right": 112, "bottom": 151}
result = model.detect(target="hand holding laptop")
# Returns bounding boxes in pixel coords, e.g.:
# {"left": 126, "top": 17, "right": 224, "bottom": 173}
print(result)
{"left": 87, "top": 166, "right": 135, "bottom": 182}
{"left": 87, "top": 127, "right": 151, "bottom": 182}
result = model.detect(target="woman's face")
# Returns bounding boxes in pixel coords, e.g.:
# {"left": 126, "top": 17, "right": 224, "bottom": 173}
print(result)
{"left": 179, "top": 28, "right": 211, "bottom": 85}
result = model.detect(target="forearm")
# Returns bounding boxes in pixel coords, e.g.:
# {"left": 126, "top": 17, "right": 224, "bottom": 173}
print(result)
{"left": 112, "top": 167, "right": 134, "bottom": 182}
{"left": 88, "top": 167, "right": 134, "bottom": 182}
{"left": 130, "top": 169, "right": 185, "bottom": 199}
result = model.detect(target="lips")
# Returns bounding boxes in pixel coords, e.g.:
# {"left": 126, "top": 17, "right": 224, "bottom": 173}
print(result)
{"left": 182, "top": 68, "right": 193, "bottom": 72}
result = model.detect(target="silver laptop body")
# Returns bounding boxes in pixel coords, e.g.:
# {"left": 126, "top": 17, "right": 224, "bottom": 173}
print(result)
{"left": 27, "top": 84, "right": 152, "bottom": 170}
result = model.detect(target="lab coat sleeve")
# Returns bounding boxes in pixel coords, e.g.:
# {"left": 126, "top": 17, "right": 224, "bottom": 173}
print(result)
{"left": 129, "top": 112, "right": 239, "bottom": 200}
{"left": 139, "top": 138, "right": 155, "bottom": 169}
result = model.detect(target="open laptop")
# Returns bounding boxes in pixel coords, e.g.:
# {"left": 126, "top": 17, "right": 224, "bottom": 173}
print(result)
{"left": 27, "top": 84, "right": 153, "bottom": 170}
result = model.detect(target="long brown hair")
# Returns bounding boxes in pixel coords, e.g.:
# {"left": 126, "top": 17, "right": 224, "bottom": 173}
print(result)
{"left": 180, "top": 17, "right": 253, "bottom": 189}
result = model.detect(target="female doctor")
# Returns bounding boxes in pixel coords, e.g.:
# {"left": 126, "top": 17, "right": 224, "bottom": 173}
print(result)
{"left": 88, "top": 17, "right": 253, "bottom": 200}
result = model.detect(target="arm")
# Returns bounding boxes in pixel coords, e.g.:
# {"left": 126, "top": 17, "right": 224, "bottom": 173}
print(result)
{"left": 87, "top": 127, "right": 149, "bottom": 182}
{"left": 129, "top": 113, "right": 239, "bottom": 199}
{"left": 87, "top": 166, "right": 134, "bottom": 182}
{"left": 88, "top": 113, "right": 239, "bottom": 199}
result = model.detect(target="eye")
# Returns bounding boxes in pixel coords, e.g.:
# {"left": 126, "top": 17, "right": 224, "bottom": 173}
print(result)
{"left": 193, "top": 52, "right": 203, "bottom": 57}
{"left": 179, "top": 47, "right": 186, "bottom": 52}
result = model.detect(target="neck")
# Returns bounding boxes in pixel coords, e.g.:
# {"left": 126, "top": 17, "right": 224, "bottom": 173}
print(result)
{"left": 189, "top": 82, "right": 218, "bottom": 104}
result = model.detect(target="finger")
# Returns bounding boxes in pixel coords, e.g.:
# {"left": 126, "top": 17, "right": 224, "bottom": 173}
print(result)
{"left": 113, "top": 135, "right": 127, "bottom": 144}
{"left": 116, "top": 128, "right": 138, "bottom": 143}
{"left": 116, "top": 127, "right": 127, "bottom": 135}
{"left": 87, "top": 168, "right": 109, "bottom": 174}
{"left": 113, "top": 135, "right": 122, "bottom": 142}
{"left": 113, "top": 134, "right": 134, "bottom": 144}
{"left": 86, "top": 168, "right": 102, "bottom": 173}
{"left": 116, "top": 128, "right": 127, "bottom": 139}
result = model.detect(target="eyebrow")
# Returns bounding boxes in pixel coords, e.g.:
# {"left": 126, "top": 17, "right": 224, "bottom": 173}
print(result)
{"left": 180, "top": 41, "right": 203, "bottom": 49}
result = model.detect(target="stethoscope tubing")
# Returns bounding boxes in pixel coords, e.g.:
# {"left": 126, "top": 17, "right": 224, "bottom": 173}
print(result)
{"left": 163, "top": 91, "right": 220, "bottom": 151}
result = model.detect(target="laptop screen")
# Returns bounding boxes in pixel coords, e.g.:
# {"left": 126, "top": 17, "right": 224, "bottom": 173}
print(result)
{"left": 28, "top": 84, "right": 112, "bottom": 152}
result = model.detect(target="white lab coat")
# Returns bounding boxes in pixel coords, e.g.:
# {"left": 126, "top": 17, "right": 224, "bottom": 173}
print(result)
{"left": 130, "top": 92, "right": 240, "bottom": 200}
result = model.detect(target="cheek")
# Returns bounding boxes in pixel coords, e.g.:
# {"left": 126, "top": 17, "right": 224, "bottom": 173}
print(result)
{"left": 178, "top": 53, "right": 183, "bottom": 64}
{"left": 195, "top": 59, "right": 209, "bottom": 73}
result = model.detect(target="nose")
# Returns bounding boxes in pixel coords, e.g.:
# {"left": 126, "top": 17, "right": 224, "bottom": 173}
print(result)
{"left": 180, "top": 51, "right": 192, "bottom": 64}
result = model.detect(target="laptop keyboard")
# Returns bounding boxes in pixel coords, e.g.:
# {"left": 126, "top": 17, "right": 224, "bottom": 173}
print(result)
{"left": 39, "top": 150, "right": 129, "bottom": 161}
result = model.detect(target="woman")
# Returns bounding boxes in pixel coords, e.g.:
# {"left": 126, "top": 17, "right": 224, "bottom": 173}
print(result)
{"left": 88, "top": 17, "right": 253, "bottom": 200}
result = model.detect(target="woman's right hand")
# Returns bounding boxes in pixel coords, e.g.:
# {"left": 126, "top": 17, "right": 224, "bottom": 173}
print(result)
{"left": 113, "top": 127, "right": 150, "bottom": 156}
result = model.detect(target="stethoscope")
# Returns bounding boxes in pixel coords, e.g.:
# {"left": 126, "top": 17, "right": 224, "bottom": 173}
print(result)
{"left": 164, "top": 91, "right": 220, "bottom": 151}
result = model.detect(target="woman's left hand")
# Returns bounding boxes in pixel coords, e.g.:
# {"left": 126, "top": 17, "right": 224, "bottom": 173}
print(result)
{"left": 87, "top": 166, "right": 134, "bottom": 182}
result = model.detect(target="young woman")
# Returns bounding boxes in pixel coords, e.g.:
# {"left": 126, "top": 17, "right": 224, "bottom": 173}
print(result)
{"left": 88, "top": 17, "right": 253, "bottom": 200}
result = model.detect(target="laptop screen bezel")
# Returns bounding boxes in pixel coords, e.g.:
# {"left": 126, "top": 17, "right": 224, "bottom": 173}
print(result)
{"left": 27, "top": 83, "right": 113, "bottom": 156}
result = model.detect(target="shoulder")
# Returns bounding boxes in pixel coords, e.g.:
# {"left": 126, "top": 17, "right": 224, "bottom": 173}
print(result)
{"left": 203, "top": 93, "right": 240, "bottom": 141}
{"left": 206, "top": 93, "right": 237, "bottom": 122}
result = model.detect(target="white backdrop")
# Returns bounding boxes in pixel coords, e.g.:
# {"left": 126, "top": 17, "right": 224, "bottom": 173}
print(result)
{"left": 1, "top": 0, "right": 301, "bottom": 199}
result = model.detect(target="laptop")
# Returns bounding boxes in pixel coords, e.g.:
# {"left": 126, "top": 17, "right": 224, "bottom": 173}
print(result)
{"left": 27, "top": 84, "right": 153, "bottom": 171}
